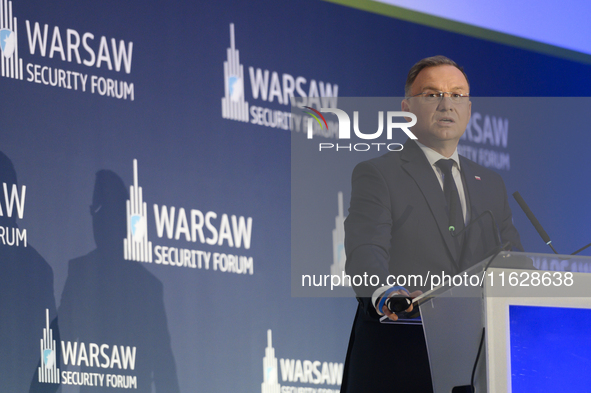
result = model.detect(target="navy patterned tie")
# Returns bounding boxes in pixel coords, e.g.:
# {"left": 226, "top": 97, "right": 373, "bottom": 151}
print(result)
{"left": 436, "top": 159, "right": 464, "bottom": 234}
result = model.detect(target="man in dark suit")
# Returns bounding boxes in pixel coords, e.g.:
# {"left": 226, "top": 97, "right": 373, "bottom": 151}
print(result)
{"left": 341, "top": 56, "right": 522, "bottom": 392}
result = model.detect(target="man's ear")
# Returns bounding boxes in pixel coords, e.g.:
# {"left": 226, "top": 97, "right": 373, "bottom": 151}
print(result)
{"left": 401, "top": 98, "right": 413, "bottom": 123}
{"left": 401, "top": 98, "right": 409, "bottom": 112}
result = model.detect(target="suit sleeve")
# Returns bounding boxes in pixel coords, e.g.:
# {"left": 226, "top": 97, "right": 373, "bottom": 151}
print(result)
{"left": 344, "top": 160, "right": 393, "bottom": 299}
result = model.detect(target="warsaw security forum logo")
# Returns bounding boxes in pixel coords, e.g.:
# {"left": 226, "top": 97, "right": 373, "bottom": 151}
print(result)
{"left": 123, "top": 159, "right": 153, "bottom": 263}
{"left": 221, "top": 23, "right": 249, "bottom": 122}
{"left": 0, "top": 0, "right": 23, "bottom": 79}
{"left": 38, "top": 309, "right": 59, "bottom": 384}
{"left": 261, "top": 329, "right": 343, "bottom": 391}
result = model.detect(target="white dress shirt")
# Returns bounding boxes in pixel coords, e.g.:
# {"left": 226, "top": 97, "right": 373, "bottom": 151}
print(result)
{"left": 415, "top": 141, "right": 468, "bottom": 225}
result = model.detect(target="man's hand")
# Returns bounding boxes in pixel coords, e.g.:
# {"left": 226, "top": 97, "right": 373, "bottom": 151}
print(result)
{"left": 379, "top": 289, "right": 423, "bottom": 321}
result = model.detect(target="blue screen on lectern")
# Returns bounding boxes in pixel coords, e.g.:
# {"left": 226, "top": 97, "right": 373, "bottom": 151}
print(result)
{"left": 509, "top": 305, "right": 591, "bottom": 391}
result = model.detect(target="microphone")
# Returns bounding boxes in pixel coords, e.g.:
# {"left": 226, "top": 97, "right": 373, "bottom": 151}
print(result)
{"left": 385, "top": 296, "right": 412, "bottom": 313}
{"left": 381, "top": 211, "right": 507, "bottom": 317}
{"left": 571, "top": 242, "right": 591, "bottom": 255}
{"left": 512, "top": 191, "right": 558, "bottom": 254}
{"left": 384, "top": 211, "right": 513, "bottom": 318}
{"left": 385, "top": 295, "right": 420, "bottom": 319}
{"left": 373, "top": 286, "right": 416, "bottom": 317}
{"left": 450, "top": 210, "right": 502, "bottom": 248}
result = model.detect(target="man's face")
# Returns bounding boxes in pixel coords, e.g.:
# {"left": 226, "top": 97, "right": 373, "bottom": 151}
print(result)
{"left": 401, "top": 65, "right": 471, "bottom": 148}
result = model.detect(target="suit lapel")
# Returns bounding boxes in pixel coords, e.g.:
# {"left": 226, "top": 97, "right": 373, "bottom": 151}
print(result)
{"left": 400, "top": 140, "right": 460, "bottom": 263}
{"left": 460, "top": 157, "right": 500, "bottom": 250}
{"left": 460, "top": 157, "right": 486, "bottom": 226}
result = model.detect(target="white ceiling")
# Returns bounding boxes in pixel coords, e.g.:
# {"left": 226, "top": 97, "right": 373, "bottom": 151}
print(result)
{"left": 375, "top": 0, "right": 591, "bottom": 56}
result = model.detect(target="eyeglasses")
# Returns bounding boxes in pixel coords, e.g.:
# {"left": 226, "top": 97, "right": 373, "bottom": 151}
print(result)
{"left": 410, "top": 91, "right": 470, "bottom": 104}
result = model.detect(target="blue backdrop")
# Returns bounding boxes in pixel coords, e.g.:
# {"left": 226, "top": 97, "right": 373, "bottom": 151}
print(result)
{"left": 1, "top": 0, "right": 591, "bottom": 391}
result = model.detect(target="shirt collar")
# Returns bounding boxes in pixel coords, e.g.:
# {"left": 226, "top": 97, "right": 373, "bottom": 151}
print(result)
{"left": 415, "top": 141, "right": 461, "bottom": 170}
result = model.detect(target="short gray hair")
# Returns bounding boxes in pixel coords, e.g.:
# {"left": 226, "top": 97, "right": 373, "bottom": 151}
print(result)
{"left": 404, "top": 55, "right": 469, "bottom": 96}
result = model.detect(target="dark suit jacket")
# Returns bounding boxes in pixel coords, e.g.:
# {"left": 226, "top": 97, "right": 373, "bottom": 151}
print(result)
{"left": 341, "top": 139, "right": 522, "bottom": 392}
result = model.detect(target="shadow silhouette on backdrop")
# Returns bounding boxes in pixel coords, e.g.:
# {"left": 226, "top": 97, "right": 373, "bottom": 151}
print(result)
{"left": 58, "top": 170, "right": 180, "bottom": 392}
{"left": 0, "top": 151, "right": 59, "bottom": 393}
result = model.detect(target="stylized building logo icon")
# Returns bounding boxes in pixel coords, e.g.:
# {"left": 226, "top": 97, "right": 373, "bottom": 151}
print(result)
{"left": 0, "top": 0, "right": 23, "bottom": 79}
{"left": 261, "top": 330, "right": 281, "bottom": 393}
{"left": 124, "top": 159, "right": 153, "bottom": 262}
{"left": 0, "top": 29, "right": 15, "bottom": 56}
{"left": 38, "top": 309, "right": 59, "bottom": 383}
{"left": 221, "top": 23, "right": 249, "bottom": 122}
{"left": 330, "top": 192, "right": 348, "bottom": 285}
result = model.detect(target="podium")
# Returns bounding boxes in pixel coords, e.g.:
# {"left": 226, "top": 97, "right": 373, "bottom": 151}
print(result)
{"left": 418, "top": 251, "right": 591, "bottom": 392}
